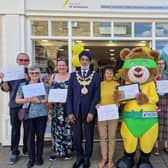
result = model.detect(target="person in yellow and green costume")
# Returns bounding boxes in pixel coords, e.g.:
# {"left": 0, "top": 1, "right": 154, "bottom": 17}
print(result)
{"left": 115, "top": 47, "right": 160, "bottom": 168}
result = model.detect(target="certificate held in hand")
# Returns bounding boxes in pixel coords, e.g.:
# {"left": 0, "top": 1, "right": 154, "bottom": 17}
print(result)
{"left": 118, "top": 83, "right": 140, "bottom": 101}
{"left": 22, "top": 82, "right": 46, "bottom": 98}
{"left": 97, "top": 104, "right": 119, "bottom": 121}
{"left": 48, "top": 89, "right": 68, "bottom": 103}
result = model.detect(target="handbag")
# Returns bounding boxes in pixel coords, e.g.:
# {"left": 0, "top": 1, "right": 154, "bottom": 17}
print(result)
{"left": 18, "top": 103, "right": 31, "bottom": 121}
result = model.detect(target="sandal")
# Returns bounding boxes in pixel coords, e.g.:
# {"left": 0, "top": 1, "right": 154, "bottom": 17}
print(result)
{"left": 108, "top": 160, "right": 114, "bottom": 168}
{"left": 164, "top": 147, "right": 168, "bottom": 154}
{"left": 153, "top": 147, "right": 160, "bottom": 156}
{"left": 98, "top": 159, "right": 108, "bottom": 168}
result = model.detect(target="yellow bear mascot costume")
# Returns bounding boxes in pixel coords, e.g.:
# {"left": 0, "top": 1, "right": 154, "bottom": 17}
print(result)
{"left": 116, "top": 47, "right": 160, "bottom": 168}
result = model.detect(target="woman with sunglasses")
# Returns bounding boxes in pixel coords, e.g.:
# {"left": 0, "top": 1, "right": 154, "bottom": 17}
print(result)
{"left": 16, "top": 65, "right": 49, "bottom": 168}
{"left": 48, "top": 57, "right": 73, "bottom": 160}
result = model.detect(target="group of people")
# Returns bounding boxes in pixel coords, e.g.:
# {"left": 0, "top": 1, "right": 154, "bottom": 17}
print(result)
{"left": 0, "top": 49, "right": 168, "bottom": 168}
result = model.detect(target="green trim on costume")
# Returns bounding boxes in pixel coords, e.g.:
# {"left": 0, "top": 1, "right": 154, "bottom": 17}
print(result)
{"left": 122, "top": 111, "right": 158, "bottom": 137}
{"left": 122, "top": 58, "right": 157, "bottom": 69}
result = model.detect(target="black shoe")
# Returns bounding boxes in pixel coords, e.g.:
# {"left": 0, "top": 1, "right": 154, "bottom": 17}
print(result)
{"left": 27, "top": 160, "right": 34, "bottom": 168}
{"left": 35, "top": 159, "right": 43, "bottom": 166}
{"left": 83, "top": 160, "right": 90, "bottom": 168}
{"left": 116, "top": 155, "right": 135, "bottom": 168}
{"left": 72, "top": 159, "right": 84, "bottom": 168}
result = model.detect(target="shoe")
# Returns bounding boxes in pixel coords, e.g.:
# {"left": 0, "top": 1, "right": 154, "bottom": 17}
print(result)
{"left": 108, "top": 160, "right": 114, "bottom": 168}
{"left": 49, "top": 151, "right": 59, "bottom": 161}
{"left": 83, "top": 160, "right": 90, "bottom": 168}
{"left": 164, "top": 147, "right": 168, "bottom": 154}
{"left": 72, "top": 159, "right": 84, "bottom": 168}
{"left": 8, "top": 154, "right": 18, "bottom": 165}
{"left": 64, "top": 154, "right": 72, "bottom": 160}
{"left": 98, "top": 159, "right": 108, "bottom": 168}
{"left": 153, "top": 147, "right": 160, "bottom": 156}
{"left": 27, "top": 160, "right": 34, "bottom": 168}
{"left": 22, "top": 148, "right": 28, "bottom": 156}
{"left": 36, "top": 159, "right": 43, "bottom": 165}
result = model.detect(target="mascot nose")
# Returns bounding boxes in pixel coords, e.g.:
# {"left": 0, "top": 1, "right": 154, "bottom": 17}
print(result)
{"left": 135, "top": 67, "right": 142, "bottom": 72}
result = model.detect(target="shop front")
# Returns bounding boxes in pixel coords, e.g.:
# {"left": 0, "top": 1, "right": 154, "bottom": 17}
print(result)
{"left": 1, "top": 0, "right": 168, "bottom": 145}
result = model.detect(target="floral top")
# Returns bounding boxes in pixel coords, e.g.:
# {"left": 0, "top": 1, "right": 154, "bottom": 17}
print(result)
{"left": 17, "top": 82, "right": 49, "bottom": 119}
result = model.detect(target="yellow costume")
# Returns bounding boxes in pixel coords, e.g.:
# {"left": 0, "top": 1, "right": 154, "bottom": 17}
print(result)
{"left": 121, "top": 81, "right": 159, "bottom": 153}
{"left": 116, "top": 47, "right": 160, "bottom": 168}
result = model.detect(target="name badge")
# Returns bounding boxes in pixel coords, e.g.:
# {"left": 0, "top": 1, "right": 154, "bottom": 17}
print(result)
{"left": 142, "top": 112, "right": 158, "bottom": 118}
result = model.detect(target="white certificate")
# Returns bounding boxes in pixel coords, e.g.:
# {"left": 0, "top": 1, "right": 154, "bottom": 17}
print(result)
{"left": 97, "top": 104, "right": 119, "bottom": 121}
{"left": 118, "top": 83, "right": 140, "bottom": 101}
{"left": 156, "top": 80, "right": 168, "bottom": 95}
{"left": 22, "top": 82, "right": 46, "bottom": 98}
{"left": 48, "top": 89, "right": 68, "bottom": 103}
{"left": 1, "top": 65, "right": 25, "bottom": 81}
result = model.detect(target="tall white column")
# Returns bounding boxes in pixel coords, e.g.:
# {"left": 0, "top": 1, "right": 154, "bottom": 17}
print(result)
{"left": 0, "top": 15, "right": 25, "bottom": 145}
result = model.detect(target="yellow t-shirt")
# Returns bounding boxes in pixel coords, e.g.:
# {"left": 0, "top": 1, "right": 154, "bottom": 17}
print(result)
{"left": 100, "top": 80, "right": 119, "bottom": 105}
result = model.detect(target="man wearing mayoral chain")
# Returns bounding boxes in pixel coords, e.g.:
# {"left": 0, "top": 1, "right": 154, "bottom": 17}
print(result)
{"left": 67, "top": 50, "right": 100, "bottom": 168}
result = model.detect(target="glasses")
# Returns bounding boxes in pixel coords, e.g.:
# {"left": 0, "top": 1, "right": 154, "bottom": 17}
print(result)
{"left": 158, "top": 62, "right": 165, "bottom": 65}
{"left": 17, "top": 59, "right": 29, "bottom": 62}
{"left": 29, "top": 72, "right": 40, "bottom": 75}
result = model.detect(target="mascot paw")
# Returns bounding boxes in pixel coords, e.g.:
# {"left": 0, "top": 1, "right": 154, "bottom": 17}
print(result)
{"left": 116, "top": 156, "right": 135, "bottom": 168}
{"left": 136, "top": 92, "right": 149, "bottom": 105}
{"left": 113, "top": 90, "right": 121, "bottom": 105}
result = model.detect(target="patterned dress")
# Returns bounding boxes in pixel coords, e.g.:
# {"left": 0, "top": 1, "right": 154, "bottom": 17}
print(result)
{"left": 158, "top": 72, "right": 168, "bottom": 142}
{"left": 50, "top": 80, "right": 73, "bottom": 157}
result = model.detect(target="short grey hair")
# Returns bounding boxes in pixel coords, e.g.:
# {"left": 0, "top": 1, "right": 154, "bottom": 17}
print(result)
{"left": 28, "top": 65, "right": 40, "bottom": 73}
{"left": 17, "top": 52, "right": 29, "bottom": 59}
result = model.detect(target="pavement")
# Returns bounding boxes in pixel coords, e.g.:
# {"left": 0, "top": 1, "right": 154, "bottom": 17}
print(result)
{"left": 0, "top": 141, "right": 168, "bottom": 168}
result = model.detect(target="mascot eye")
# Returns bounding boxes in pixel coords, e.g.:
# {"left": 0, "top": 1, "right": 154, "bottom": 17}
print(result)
{"left": 130, "top": 62, "right": 136, "bottom": 67}
{"left": 142, "top": 61, "right": 148, "bottom": 67}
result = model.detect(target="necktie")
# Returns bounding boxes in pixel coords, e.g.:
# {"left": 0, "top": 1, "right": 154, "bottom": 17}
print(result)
{"left": 83, "top": 71, "right": 86, "bottom": 78}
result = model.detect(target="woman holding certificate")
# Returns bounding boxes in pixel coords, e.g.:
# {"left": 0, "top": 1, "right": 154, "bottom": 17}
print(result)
{"left": 49, "top": 57, "right": 73, "bottom": 160}
{"left": 96, "top": 66, "right": 119, "bottom": 168}
{"left": 153, "top": 58, "right": 168, "bottom": 156}
{"left": 16, "top": 65, "right": 48, "bottom": 168}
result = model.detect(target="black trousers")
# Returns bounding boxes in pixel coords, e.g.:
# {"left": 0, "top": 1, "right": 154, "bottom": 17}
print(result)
{"left": 10, "top": 107, "right": 27, "bottom": 155}
{"left": 25, "top": 116, "right": 47, "bottom": 162}
{"left": 72, "top": 109, "right": 95, "bottom": 162}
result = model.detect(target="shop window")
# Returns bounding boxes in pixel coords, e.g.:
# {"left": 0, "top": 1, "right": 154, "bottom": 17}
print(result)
{"left": 33, "top": 40, "right": 68, "bottom": 73}
{"left": 72, "top": 21, "right": 90, "bottom": 36}
{"left": 32, "top": 21, "right": 48, "bottom": 36}
{"left": 156, "top": 23, "right": 168, "bottom": 37}
{"left": 156, "top": 40, "right": 168, "bottom": 53}
{"left": 134, "top": 22, "right": 152, "bottom": 37}
{"left": 51, "top": 21, "right": 68, "bottom": 36}
{"left": 93, "top": 22, "right": 111, "bottom": 37}
{"left": 114, "top": 22, "right": 131, "bottom": 37}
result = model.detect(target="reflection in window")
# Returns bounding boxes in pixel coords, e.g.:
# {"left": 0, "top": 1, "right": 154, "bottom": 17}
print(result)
{"left": 156, "top": 23, "right": 168, "bottom": 37}
{"left": 33, "top": 40, "right": 68, "bottom": 73}
{"left": 156, "top": 40, "right": 168, "bottom": 52}
{"left": 52, "top": 21, "right": 68, "bottom": 36}
{"left": 135, "top": 23, "right": 152, "bottom": 37}
{"left": 114, "top": 22, "right": 131, "bottom": 37}
{"left": 72, "top": 21, "right": 90, "bottom": 36}
{"left": 93, "top": 22, "right": 111, "bottom": 37}
{"left": 32, "top": 21, "right": 48, "bottom": 36}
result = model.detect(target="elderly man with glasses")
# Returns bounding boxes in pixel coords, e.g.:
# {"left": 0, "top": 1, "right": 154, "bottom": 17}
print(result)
{"left": 0, "top": 52, "right": 30, "bottom": 164}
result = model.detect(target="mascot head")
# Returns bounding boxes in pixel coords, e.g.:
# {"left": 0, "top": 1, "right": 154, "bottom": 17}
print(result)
{"left": 120, "top": 47, "right": 160, "bottom": 84}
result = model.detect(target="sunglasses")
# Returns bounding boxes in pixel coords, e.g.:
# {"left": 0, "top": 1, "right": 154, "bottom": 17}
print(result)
{"left": 17, "top": 59, "right": 29, "bottom": 62}
{"left": 29, "top": 72, "right": 40, "bottom": 75}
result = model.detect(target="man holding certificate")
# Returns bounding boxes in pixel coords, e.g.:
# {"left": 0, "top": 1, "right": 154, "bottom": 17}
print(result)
{"left": 96, "top": 66, "right": 119, "bottom": 168}
{"left": 0, "top": 52, "right": 30, "bottom": 164}
{"left": 67, "top": 51, "right": 100, "bottom": 168}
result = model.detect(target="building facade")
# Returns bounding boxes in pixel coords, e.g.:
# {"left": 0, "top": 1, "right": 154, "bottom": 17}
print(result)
{"left": 0, "top": 0, "right": 168, "bottom": 145}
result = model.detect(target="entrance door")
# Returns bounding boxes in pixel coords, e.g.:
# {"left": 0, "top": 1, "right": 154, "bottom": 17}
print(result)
{"left": 72, "top": 40, "right": 151, "bottom": 141}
